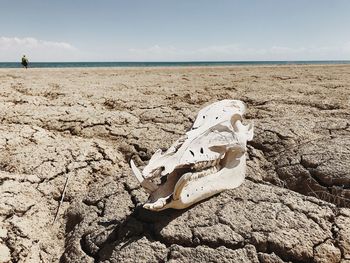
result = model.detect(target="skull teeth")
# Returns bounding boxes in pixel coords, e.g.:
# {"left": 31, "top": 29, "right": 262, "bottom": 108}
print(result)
{"left": 192, "top": 159, "right": 220, "bottom": 171}
{"left": 190, "top": 165, "right": 220, "bottom": 180}
{"left": 149, "top": 167, "right": 163, "bottom": 178}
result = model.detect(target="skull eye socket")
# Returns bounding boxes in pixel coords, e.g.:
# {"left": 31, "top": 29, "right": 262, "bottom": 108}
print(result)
{"left": 200, "top": 147, "right": 204, "bottom": 154}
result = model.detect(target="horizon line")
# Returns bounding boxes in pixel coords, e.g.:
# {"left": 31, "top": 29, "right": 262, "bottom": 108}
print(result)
{"left": 1, "top": 59, "right": 350, "bottom": 63}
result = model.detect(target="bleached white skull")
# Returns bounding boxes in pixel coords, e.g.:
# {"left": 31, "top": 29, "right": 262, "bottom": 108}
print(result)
{"left": 130, "top": 99, "right": 253, "bottom": 211}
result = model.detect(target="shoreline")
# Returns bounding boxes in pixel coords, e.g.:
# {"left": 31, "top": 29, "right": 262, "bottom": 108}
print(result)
{"left": 1, "top": 60, "right": 350, "bottom": 70}
{"left": 1, "top": 63, "right": 350, "bottom": 71}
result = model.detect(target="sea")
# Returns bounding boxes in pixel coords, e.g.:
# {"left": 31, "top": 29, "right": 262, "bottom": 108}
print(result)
{"left": 0, "top": 61, "right": 350, "bottom": 68}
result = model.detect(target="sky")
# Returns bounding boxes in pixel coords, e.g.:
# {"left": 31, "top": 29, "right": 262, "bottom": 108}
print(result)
{"left": 1, "top": 0, "right": 350, "bottom": 62}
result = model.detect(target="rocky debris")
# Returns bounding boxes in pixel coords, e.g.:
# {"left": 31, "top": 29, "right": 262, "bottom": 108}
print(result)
{"left": 0, "top": 65, "right": 349, "bottom": 262}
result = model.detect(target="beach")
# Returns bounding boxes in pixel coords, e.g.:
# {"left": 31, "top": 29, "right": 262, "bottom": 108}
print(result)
{"left": 0, "top": 65, "right": 350, "bottom": 262}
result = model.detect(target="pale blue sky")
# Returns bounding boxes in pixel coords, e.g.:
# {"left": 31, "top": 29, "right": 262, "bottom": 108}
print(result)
{"left": 1, "top": 0, "right": 350, "bottom": 61}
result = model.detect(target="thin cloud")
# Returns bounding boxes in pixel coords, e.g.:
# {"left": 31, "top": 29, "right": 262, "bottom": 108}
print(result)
{"left": 0, "top": 37, "right": 75, "bottom": 49}
{"left": 0, "top": 36, "right": 79, "bottom": 61}
{"left": 127, "top": 43, "right": 350, "bottom": 61}
{"left": 2, "top": 37, "right": 349, "bottom": 61}
{"left": 127, "top": 45, "right": 182, "bottom": 61}
{"left": 205, "top": 44, "right": 350, "bottom": 60}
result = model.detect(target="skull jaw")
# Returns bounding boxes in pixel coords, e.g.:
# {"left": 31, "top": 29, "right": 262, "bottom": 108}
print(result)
{"left": 143, "top": 151, "right": 247, "bottom": 211}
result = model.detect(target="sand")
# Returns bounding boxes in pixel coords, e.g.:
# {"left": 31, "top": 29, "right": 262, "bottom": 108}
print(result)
{"left": 0, "top": 65, "right": 349, "bottom": 262}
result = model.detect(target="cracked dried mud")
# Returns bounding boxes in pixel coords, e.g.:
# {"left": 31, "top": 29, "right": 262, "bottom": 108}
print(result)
{"left": 0, "top": 65, "right": 349, "bottom": 263}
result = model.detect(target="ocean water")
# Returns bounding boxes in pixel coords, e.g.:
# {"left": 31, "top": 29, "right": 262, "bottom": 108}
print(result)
{"left": 0, "top": 61, "right": 350, "bottom": 68}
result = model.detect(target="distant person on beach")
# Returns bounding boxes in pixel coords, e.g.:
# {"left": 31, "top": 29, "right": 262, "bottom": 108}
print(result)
{"left": 21, "top": 55, "right": 29, "bottom": 69}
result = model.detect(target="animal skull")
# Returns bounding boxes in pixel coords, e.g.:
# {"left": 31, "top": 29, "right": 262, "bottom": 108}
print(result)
{"left": 130, "top": 99, "right": 253, "bottom": 211}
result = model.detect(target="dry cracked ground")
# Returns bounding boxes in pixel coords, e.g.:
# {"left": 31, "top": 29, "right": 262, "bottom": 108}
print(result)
{"left": 0, "top": 65, "right": 349, "bottom": 263}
